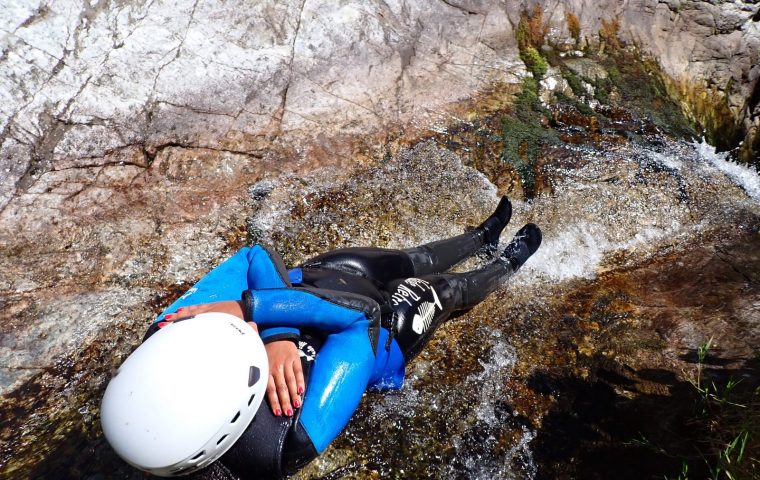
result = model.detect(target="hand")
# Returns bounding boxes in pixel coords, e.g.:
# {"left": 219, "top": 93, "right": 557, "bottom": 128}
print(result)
{"left": 265, "top": 340, "right": 305, "bottom": 417}
{"left": 162, "top": 300, "right": 257, "bottom": 332}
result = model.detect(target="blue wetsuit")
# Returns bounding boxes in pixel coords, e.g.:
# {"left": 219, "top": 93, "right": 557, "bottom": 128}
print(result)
{"left": 143, "top": 197, "right": 532, "bottom": 479}
{"left": 147, "top": 245, "right": 406, "bottom": 477}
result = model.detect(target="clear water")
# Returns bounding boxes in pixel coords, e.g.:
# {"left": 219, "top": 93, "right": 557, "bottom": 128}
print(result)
{"left": 6, "top": 132, "right": 758, "bottom": 480}
{"left": 241, "top": 138, "right": 760, "bottom": 479}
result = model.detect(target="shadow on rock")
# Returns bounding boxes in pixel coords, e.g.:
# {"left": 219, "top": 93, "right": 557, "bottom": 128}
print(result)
{"left": 530, "top": 355, "right": 760, "bottom": 480}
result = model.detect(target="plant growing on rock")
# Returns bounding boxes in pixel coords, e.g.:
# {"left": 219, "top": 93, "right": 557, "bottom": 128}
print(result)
{"left": 566, "top": 12, "right": 581, "bottom": 46}
{"left": 599, "top": 17, "right": 622, "bottom": 51}
{"left": 500, "top": 78, "right": 557, "bottom": 197}
{"left": 677, "top": 338, "right": 760, "bottom": 480}
{"left": 517, "top": 5, "right": 549, "bottom": 50}
{"left": 516, "top": 6, "right": 551, "bottom": 79}
{"left": 521, "top": 46, "right": 549, "bottom": 79}
{"left": 559, "top": 66, "right": 585, "bottom": 98}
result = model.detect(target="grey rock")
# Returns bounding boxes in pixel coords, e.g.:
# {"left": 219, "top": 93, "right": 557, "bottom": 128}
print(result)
{"left": 1, "top": 0, "right": 760, "bottom": 477}
{"left": 540, "top": 66, "right": 574, "bottom": 103}
{"left": 544, "top": 0, "right": 759, "bottom": 145}
{"left": 0, "top": 0, "right": 524, "bottom": 395}
{"left": 564, "top": 58, "right": 609, "bottom": 81}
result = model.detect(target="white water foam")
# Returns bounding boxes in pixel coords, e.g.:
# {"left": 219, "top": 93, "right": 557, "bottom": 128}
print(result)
{"left": 521, "top": 221, "right": 611, "bottom": 282}
{"left": 517, "top": 216, "right": 683, "bottom": 284}
{"left": 513, "top": 139, "right": 760, "bottom": 286}
{"left": 695, "top": 139, "right": 760, "bottom": 203}
{"left": 449, "top": 331, "right": 536, "bottom": 479}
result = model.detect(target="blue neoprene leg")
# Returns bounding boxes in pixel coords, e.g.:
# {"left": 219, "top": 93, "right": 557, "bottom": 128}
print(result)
{"left": 155, "top": 247, "right": 252, "bottom": 321}
{"left": 368, "top": 328, "right": 406, "bottom": 391}
{"left": 246, "top": 244, "right": 292, "bottom": 289}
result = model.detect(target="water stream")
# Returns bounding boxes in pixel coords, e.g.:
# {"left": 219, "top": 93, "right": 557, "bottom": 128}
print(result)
{"left": 239, "top": 137, "right": 760, "bottom": 479}
{"left": 4, "top": 107, "right": 759, "bottom": 480}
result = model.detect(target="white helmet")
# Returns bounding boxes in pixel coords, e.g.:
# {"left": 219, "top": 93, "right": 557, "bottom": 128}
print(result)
{"left": 101, "top": 312, "right": 269, "bottom": 476}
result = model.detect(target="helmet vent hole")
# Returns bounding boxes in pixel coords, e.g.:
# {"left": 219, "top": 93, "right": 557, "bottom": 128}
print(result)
{"left": 217, "top": 434, "right": 228, "bottom": 445}
{"left": 248, "top": 366, "right": 260, "bottom": 387}
{"left": 191, "top": 451, "right": 205, "bottom": 461}
{"left": 248, "top": 393, "right": 256, "bottom": 406}
{"left": 231, "top": 411, "right": 240, "bottom": 423}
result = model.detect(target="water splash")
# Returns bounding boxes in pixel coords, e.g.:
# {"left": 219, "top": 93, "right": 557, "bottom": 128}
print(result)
{"left": 695, "top": 139, "right": 760, "bottom": 202}
{"left": 524, "top": 221, "right": 610, "bottom": 281}
{"left": 513, "top": 139, "right": 760, "bottom": 286}
{"left": 447, "top": 331, "right": 536, "bottom": 480}
{"left": 243, "top": 137, "right": 760, "bottom": 479}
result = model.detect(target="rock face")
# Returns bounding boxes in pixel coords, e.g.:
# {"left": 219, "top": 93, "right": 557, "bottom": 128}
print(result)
{"left": 1, "top": 0, "right": 759, "bottom": 478}
{"left": 534, "top": 0, "right": 760, "bottom": 160}
{"left": 0, "top": 0, "right": 522, "bottom": 395}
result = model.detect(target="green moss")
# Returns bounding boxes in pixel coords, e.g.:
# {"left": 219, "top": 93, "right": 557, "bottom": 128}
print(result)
{"left": 543, "top": 47, "right": 562, "bottom": 68}
{"left": 593, "top": 80, "right": 610, "bottom": 103}
{"left": 607, "top": 65, "right": 622, "bottom": 85}
{"left": 555, "top": 91, "right": 595, "bottom": 116}
{"left": 515, "top": 9, "right": 550, "bottom": 79}
{"left": 516, "top": 20, "right": 529, "bottom": 51}
{"left": 560, "top": 67, "right": 585, "bottom": 97}
{"left": 501, "top": 79, "right": 558, "bottom": 197}
{"left": 587, "top": 52, "right": 698, "bottom": 139}
{"left": 521, "top": 46, "right": 549, "bottom": 79}
{"left": 514, "top": 76, "right": 548, "bottom": 123}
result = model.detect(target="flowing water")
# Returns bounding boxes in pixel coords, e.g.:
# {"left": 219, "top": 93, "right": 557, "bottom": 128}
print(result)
{"left": 240, "top": 137, "right": 760, "bottom": 479}
{"left": 4, "top": 110, "right": 759, "bottom": 478}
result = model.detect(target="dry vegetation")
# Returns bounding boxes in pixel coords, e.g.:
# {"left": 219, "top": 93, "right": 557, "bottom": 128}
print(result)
{"left": 566, "top": 12, "right": 581, "bottom": 45}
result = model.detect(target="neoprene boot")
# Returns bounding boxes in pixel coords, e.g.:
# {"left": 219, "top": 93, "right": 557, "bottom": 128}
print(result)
{"left": 403, "top": 196, "right": 513, "bottom": 275}
{"left": 477, "top": 196, "right": 513, "bottom": 252}
{"left": 499, "top": 223, "right": 542, "bottom": 271}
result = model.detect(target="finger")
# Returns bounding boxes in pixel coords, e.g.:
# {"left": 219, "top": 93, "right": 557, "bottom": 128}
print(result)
{"left": 271, "top": 366, "right": 293, "bottom": 416}
{"left": 266, "top": 376, "right": 282, "bottom": 416}
{"left": 274, "top": 367, "right": 293, "bottom": 416}
{"left": 293, "top": 359, "right": 306, "bottom": 399}
{"left": 284, "top": 362, "right": 301, "bottom": 409}
{"left": 165, "top": 305, "right": 203, "bottom": 321}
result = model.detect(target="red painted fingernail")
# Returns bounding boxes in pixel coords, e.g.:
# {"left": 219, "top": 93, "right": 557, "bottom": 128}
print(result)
{"left": 275, "top": 409, "right": 281, "bottom": 416}
{"left": 165, "top": 314, "right": 174, "bottom": 319}
{"left": 298, "top": 386, "right": 304, "bottom": 395}
{"left": 157, "top": 322, "right": 168, "bottom": 328}
{"left": 286, "top": 409, "right": 293, "bottom": 416}
{"left": 293, "top": 399, "right": 301, "bottom": 408}
{"left": 177, "top": 307, "right": 185, "bottom": 312}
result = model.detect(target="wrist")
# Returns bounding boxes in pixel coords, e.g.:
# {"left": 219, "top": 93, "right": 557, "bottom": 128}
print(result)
{"left": 241, "top": 291, "right": 254, "bottom": 323}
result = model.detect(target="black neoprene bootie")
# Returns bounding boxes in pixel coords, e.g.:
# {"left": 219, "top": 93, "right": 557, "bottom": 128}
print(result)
{"left": 500, "top": 223, "right": 542, "bottom": 271}
{"left": 477, "top": 196, "right": 512, "bottom": 251}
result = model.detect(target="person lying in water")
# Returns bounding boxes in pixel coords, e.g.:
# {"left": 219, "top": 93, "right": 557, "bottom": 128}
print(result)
{"left": 101, "top": 197, "right": 542, "bottom": 478}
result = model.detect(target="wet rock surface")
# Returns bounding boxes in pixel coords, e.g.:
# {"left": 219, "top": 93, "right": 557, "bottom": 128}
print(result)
{"left": 264, "top": 140, "right": 759, "bottom": 480}
{"left": 0, "top": 0, "right": 523, "bottom": 398}
{"left": 1, "top": 1, "right": 760, "bottom": 479}
{"left": 534, "top": 0, "right": 760, "bottom": 161}
{"left": 528, "top": 226, "right": 760, "bottom": 480}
